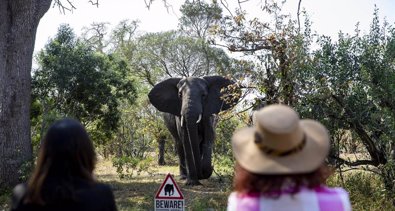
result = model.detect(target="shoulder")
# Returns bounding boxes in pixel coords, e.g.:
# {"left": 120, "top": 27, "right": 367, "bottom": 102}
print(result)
{"left": 76, "top": 181, "right": 114, "bottom": 196}
{"left": 92, "top": 182, "right": 114, "bottom": 194}
{"left": 74, "top": 182, "right": 116, "bottom": 210}
{"left": 227, "top": 192, "right": 260, "bottom": 211}
{"left": 313, "top": 186, "right": 350, "bottom": 197}
{"left": 77, "top": 182, "right": 115, "bottom": 201}
{"left": 308, "top": 186, "right": 352, "bottom": 211}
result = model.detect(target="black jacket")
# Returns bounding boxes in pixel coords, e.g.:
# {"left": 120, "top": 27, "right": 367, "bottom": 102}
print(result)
{"left": 11, "top": 179, "right": 117, "bottom": 211}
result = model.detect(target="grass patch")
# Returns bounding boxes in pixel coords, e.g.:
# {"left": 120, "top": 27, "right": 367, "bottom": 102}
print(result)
{"left": 95, "top": 158, "right": 232, "bottom": 210}
{"left": 3, "top": 158, "right": 395, "bottom": 211}
{"left": 100, "top": 169, "right": 231, "bottom": 210}
{"left": 328, "top": 170, "right": 395, "bottom": 211}
{"left": 0, "top": 189, "right": 11, "bottom": 211}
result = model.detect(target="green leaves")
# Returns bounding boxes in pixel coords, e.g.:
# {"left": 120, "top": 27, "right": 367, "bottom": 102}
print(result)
{"left": 32, "top": 24, "right": 137, "bottom": 144}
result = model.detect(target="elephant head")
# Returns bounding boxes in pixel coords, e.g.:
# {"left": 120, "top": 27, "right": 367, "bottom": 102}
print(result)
{"left": 148, "top": 76, "right": 238, "bottom": 185}
{"left": 148, "top": 76, "right": 237, "bottom": 119}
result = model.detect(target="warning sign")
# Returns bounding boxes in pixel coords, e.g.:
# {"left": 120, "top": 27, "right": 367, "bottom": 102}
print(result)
{"left": 155, "top": 174, "right": 184, "bottom": 211}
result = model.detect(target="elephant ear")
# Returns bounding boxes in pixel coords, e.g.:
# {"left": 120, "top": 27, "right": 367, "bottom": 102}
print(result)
{"left": 203, "top": 76, "right": 239, "bottom": 115}
{"left": 148, "top": 78, "right": 182, "bottom": 116}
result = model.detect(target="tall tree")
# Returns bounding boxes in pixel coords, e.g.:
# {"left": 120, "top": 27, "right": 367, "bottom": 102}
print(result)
{"left": 178, "top": 0, "right": 222, "bottom": 39}
{"left": 0, "top": 0, "right": 175, "bottom": 191}
{"left": 130, "top": 30, "right": 237, "bottom": 86}
{"left": 0, "top": 0, "right": 52, "bottom": 191}
{"left": 297, "top": 10, "right": 395, "bottom": 193}
{"left": 32, "top": 24, "right": 137, "bottom": 143}
{"left": 213, "top": 1, "right": 306, "bottom": 106}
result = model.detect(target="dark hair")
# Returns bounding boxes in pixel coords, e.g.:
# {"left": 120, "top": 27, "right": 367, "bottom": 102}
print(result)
{"left": 233, "top": 162, "right": 332, "bottom": 198}
{"left": 25, "top": 118, "right": 97, "bottom": 204}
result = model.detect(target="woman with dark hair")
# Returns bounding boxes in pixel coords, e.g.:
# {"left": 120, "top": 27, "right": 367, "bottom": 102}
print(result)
{"left": 11, "top": 118, "right": 117, "bottom": 211}
{"left": 228, "top": 104, "right": 351, "bottom": 211}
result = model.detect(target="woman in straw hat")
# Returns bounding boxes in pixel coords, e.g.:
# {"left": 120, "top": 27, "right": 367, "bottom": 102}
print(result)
{"left": 227, "top": 104, "right": 351, "bottom": 211}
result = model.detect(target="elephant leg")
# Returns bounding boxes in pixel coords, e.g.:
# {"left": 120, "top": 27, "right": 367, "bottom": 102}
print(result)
{"left": 199, "top": 144, "right": 214, "bottom": 179}
{"left": 175, "top": 135, "right": 187, "bottom": 179}
{"left": 200, "top": 118, "right": 215, "bottom": 179}
{"left": 164, "top": 114, "right": 187, "bottom": 179}
{"left": 200, "top": 141, "right": 213, "bottom": 179}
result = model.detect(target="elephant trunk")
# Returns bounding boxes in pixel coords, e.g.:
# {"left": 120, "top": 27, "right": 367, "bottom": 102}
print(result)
{"left": 180, "top": 114, "right": 202, "bottom": 127}
{"left": 183, "top": 116, "right": 203, "bottom": 182}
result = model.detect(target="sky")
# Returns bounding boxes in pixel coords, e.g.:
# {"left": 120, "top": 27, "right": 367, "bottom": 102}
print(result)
{"left": 34, "top": 0, "right": 395, "bottom": 53}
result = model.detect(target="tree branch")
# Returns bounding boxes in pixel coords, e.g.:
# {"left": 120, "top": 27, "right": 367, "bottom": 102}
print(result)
{"left": 330, "top": 155, "right": 379, "bottom": 167}
{"left": 297, "top": 0, "right": 302, "bottom": 32}
{"left": 331, "top": 94, "right": 386, "bottom": 165}
{"left": 53, "top": 0, "right": 76, "bottom": 13}
{"left": 89, "top": 0, "right": 99, "bottom": 7}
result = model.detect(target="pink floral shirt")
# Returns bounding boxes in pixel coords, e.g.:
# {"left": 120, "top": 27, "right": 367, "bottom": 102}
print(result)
{"left": 227, "top": 186, "right": 351, "bottom": 211}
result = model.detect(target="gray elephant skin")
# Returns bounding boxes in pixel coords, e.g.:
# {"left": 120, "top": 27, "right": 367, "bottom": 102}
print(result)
{"left": 148, "top": 76, "right": 239, "bottom": 185}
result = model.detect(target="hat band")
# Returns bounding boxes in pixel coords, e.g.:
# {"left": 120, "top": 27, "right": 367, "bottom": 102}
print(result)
{"left": 254, "top": 132, "right": 306, "bottom": 157}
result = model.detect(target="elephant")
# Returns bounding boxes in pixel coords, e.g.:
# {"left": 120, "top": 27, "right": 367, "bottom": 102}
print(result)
{"left": 148, "top": 76, "right": 239, "bottom": 185}
{"left": 164, "top": 184, "right": 174, "bottom": 196}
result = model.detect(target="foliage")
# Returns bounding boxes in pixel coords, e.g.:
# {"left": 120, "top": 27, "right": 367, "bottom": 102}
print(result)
{"left": 179, "top": 0, "right": 222, "bottom": 39}
{"left": 296, "top": 8, "right": 395, "bottom": 194}
{"left": 112, "top": 156, "right": 156, "bottom": 179}
{"left": 0, "top": 189, "right": 11, "bottom": 211}
{"left": 212, "top": 0, "right": 311, "bottom": 107}
{"left": 328, "top": 170, "right": 395, "bottom": 210}
{"left": 212, "top": 0, "right": 395, "bottom": 196}
{"left": 32, "top": 24, "right": 137, "bottom": 145}
{"left": 130, "top": 30, "right": 238, "bottom": 86}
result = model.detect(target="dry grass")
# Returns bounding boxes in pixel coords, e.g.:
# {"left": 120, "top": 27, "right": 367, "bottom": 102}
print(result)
{"left": 5, "top": 156, "right": 393, "bottom": 210}
{"left": 0, "top": 158, "right": 231, "bottom": 211}
{"left": 95, "top": 158, "right": 231, "bottom": 211}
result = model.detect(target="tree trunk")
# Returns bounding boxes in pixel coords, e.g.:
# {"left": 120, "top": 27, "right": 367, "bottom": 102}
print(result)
{"left": 158, "top": 135, "right": 166, "bottom": 165}
{"left": 0, "top": 0, "right": 51, "bottom": 190}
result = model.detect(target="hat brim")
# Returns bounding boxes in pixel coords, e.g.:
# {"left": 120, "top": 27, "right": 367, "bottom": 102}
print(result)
{"left": 232, "top": 119, "right": 330, "bottom": 174}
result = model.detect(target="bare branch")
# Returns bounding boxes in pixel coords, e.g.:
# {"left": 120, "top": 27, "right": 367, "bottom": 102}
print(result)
{"left": 329, "top": 155, "right": 379, "bottom": 167}
{"left": 228, "top": 44, "right": 272, "bottom": 52}
{"left": 297, "top": 0, "right": 302, "bottom": 32}
{"left": 220, "top": 0, "right": 234, "bottom": 17}
{"left": 144, "top": 0, "right": 173, "bottom": 13}
{"left": 89, "top": 0, "right": 99, "bottom": 7}
{"left": 53, "top": 0, "right": 76, "bottom": 14}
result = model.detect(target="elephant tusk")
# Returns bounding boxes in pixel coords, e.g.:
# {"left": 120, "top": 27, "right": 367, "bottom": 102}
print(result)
{"left": 181, "top": 116, "right": 184, "bottom": 127}
{"left": 196, "top": 114, "right": 202, "bottom": 124}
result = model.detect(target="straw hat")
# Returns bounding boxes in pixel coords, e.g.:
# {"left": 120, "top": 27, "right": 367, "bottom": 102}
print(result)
{"left": 232, "top": 104, "right": 330, "bottom": 174}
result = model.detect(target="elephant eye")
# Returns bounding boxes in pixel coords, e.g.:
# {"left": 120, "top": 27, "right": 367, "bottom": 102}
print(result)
{"left": 178, "top": 91, "right": 182, "bottom": 98}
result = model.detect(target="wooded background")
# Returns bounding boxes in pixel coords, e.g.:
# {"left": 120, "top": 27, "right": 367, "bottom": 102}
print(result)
{"left": 1, "top": 1, "right": 395, "bottom": 205}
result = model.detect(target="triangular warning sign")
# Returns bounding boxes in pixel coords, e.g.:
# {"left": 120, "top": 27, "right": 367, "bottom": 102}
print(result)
{"left": 155, "top": 173, "right": 184, "bottom": 199}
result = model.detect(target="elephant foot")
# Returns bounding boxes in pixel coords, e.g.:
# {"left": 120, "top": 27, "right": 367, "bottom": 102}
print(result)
{"left": 199, "top": 166, "right": 213, "bottom": 179}
{"left": 158, "top": 160, "right": 166, "bottom": 166}
{"left": 185, "top": 179, "right": 202, "bottom": 186}
{"left": 180, "top": 174, "right": 187, "bottom": 180}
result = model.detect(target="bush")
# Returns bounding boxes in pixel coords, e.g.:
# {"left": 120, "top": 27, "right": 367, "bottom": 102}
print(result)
{"left": 112, "top": 156, "right": 156, "bottom": 179}
{"left": 328, "top": 170, "right": 395, "bottom": 211}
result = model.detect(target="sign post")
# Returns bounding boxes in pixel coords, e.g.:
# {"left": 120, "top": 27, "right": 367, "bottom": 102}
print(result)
{"left": 154, "top": 174, "right": 185, "bottom": 211}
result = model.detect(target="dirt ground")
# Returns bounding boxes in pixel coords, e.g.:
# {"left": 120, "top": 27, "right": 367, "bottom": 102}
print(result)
{"left": 95, "top": 158, "right": 232, "bottom": 211}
